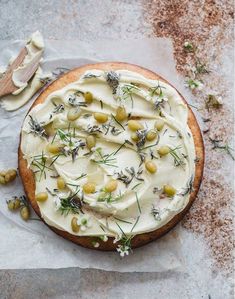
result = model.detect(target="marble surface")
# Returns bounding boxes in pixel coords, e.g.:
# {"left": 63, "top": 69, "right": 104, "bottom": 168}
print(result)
{"left": 0, "top": 0, "right": 234, "bottom": 298}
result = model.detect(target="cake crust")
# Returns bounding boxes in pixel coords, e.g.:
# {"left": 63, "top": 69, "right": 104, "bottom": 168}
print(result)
{"left": 18, "top": 62, "right": 204, "bottom": 250}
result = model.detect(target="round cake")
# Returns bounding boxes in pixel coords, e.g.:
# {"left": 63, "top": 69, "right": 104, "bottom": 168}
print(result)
{"left": 18, "top": 62, "right": 204, "bottom": 255}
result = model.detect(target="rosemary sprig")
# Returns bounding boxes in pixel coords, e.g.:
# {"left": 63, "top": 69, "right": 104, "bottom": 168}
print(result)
{"left": 98, "top": 190, "right": 123, "bottom": 203}
{"left": 111, "top": 114, "right": 125, "bottom": 131}
{"left": 28, "top": 115, "right": 47, "bottom": 139}
{"left": 136, "top": 129, "right": 148, "bottom": 149}
{"left": 49, "top": 101, "right": 65, "bottom": 119}
{"left": 68, "top": 95, "right": 87, "bottom": 107}
{"left": 56, "top": 128, "right": 86, "bottom": 161}
{"left": 209, "top": 138, "right": 234, "bottom": 160}
{"left": 151, "top": 205, "right": 161, "bottom": 221}
{"left": 131, "top": 182, "right": 142, "bottom": 190}
{"left": 75, "top": 173, "right": 87, "bottom": 180}
{"left": 135, "top": 192, "right": 141, "bottom": 213}
{"left": 116, "top": 167, "right": 144, "bottom": 187}
{"left": 86, "top": 124, "right": 102, "bottom": 135}
{"left": 118, "top": 83, "right": 139, "bottom": 108}
{"left": 115, "top": 222, "right": 133, "bottom": 256}
{"left": 31, "top": 152, "right": 52, "bottom": 181}
{"left": 179, "top": 175, "right": 194, "bottom": 196}
{"left": 169, "top": 145, "right": 186, "bottom": 167}
{"left": 114, "top": 217, "right": 133, "bottom": 224}
{"left": 83, "top": 73, "right": 101, "bottom": 79}
{"left": 92, "top": 142, "right": 126, "bottom": 168}
{"left": 91, "top": 148, "right": 117, "bottom": 168}
{"left": 148, "top": 82, "right": 166, "bottom": 98}
{"left": 131, "top": 216, "right": 140, "bottom": 232}
{"left": 102, "top": 115, "right": 124, "bottom": 136}
{"left": 59, "top": 191, "right": 84, "bottom": 215}
{"left": 106, "top": 71, "right": 120, "bottom": 94}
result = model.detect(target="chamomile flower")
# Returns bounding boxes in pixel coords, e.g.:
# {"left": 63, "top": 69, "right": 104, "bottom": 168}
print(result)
{"left": 77, "top": 215, "right": 92, "bottom": 231}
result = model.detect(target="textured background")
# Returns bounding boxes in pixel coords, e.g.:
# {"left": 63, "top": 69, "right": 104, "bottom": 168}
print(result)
{"left": 0, "top": 0, "right": 234, "bottom": 298}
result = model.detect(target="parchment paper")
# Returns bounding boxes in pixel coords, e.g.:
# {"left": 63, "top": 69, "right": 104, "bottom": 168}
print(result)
{"left": 0, "top": 38, "right": 192, "bottom": 272}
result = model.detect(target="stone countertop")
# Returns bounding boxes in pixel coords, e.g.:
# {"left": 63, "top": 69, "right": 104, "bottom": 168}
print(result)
{"left": 0, "top": 0, "right": 234, "bottom": 298}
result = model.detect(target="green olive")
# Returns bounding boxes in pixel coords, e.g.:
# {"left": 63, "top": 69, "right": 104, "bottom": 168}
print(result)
{"left": 7, "top": 200, "right": 15, "bottom": 211}
{"left": 154, "top": 119, "right": 165, "bottom": 131}
{"left": 8, "top": 169, "right": 17, "bottom": 178}
{"left": 71, "top": 217, "right": 80, "bottom": 233}
{"left": 46, "top": 143, "right": 61, "bottom": 154}
{"left": 84, "top": 92, "right": 93, "bottom": 104}
{"left": 86, "top": 135, "right": 96, "bottom": 150}
{"left": 128, "top": 120, "right": 143, "bottom": 131}
{"left": 4, "top": 173, "right": 11, "bottom": 183}
{"left": 4, "top": 169, "right": 17, "bottom": 183}
{"left": 44, "top": 123, "right": 55, "bottom": 136}
{"left": 105, "top": 180, "right": 118, "bottom": 193}
{"left": 94, "top": 112, "right": 108, "bottom": 123}
{"left": 146, "top": 129, "right": 157, "bottom": 141}
{"left": 20, "top": 206, "right": 30, "bottom": 221}
{"left": 36, "top": 192, "right": 48, "bottom": 202}
{"left": 115, "top": 106, "right": 127, "bottom": 121}
{"left": 67, "top": 108, "right": 82, "bottom": 121}
{"left": 83, "top": 182, "right": 96, "bottom": 194}
{"left": 131, "top": 133, "right": 139, "bottom": 142}
{"left": 0, "top": 175, "right": 6, "bottom": 184}
{"left": 14, "top": 198, "right": 21, "bottom": 209}
{"left": 57, "top": 177, "right": 66, "bottom": 190}
{"left": 7, "top": 198, "right": 21, "bottom": 211}
{"left": 145, "top": 161, "right": 157, "bottom": 174}
{"left": 163, "top": 184, "right": 176, "bottom": 197}
{"left": 158, "top": 146, "right": 170, "bottom": 157}
{"left": 0, "top": 171, "right": 7, "bottom": 176}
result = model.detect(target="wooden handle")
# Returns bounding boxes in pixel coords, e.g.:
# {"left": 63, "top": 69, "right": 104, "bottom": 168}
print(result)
{"left": 0, "top": 47, "right": 27, "bottom": 97}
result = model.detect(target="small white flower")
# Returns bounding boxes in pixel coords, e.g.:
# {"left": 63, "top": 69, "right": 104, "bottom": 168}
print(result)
{"left": 113, "top": 234, "right": 121, "bottom": 244}
{"left": 77, "top": 215, "right": 92, "bottom": 231}
{"left": 99, "top": 235, "right": 108, "bottom": 242}
{"left": 116, "top": 245, "right": 130, "bottom": 257}
{"left": 92, "top": 241, "right": 100, "bottom": 248}
{"left": 185, "top": 79, "right": 204, "bottom": 90}
{"left": 183, "top": 41, "right": 195, "bottom": 52}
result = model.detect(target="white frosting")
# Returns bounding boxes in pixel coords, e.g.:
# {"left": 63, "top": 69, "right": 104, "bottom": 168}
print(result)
{"left": 21, "top": 69, "right": 196, "bottom": 245}
{"left": 1, "top": 68, "right": 52, "bottom": 111}
{"left": 0, "top": 31, "right": 53, "bottom": 111}
{"left": 12, "top": 31, "right": 44, "bottom": 95}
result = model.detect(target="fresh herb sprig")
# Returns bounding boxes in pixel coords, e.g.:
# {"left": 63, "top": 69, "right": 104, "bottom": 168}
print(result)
{"left": 31, "top": 152, "right": 52, "bottom": 181}
{"left": 116, "top": 167, "right": 144, "bottom": 187}
{"left": 83, "top": 73, "right": 101, "bottom": 79}
{"left": 169, "top": 145, "right": 186, "bottom": 167}
{"left": 98, "top": 190, "right": 123, "bottom": 204}
{"left": 151, "top": 205, "right": 161, "bottom": 221}
{"left": 59, "top": 191, "right": 84, "bottom": 215}
{"left": 106, "top": 71, "right": 120, "bottom": 94}
{"left": 28, "top": 115, "right": 48, "bottom": 139}
{"left": 118, "top": 83, "right": 140, "bottom": 108}
{"left": 179, "top": 175, "right": 194, "bottom": 196}
{"left": 149, "top": 82, "right": 166, "bottom": 98}
{"left": 92, "top": 142, "right": 126, "bottom": 168}
{"left": 86, "top": 124, "right": 103, "bottom": 135}
{"left": 68, "top": 95, "right": 87, "bottom": 108}
{"left": 209, "top": 138, "right": 234, "bottom": 160}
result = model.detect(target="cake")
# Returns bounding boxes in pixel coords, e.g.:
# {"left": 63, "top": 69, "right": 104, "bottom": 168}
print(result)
{"left": 18, "top": 62, "right": 204, "bottom": 255}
